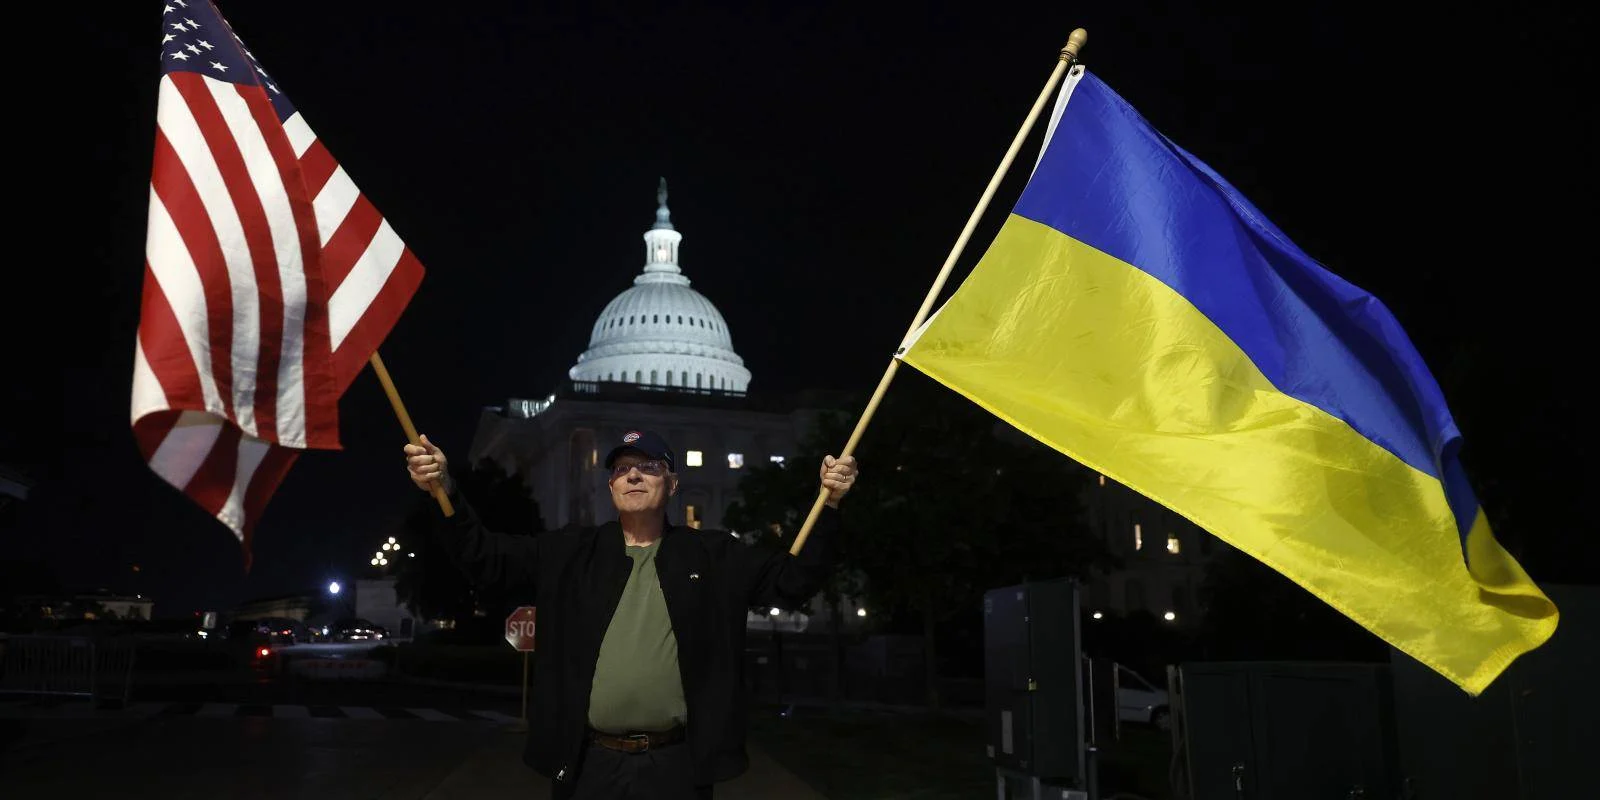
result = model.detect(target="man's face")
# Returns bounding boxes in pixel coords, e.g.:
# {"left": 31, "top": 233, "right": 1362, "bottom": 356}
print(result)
{"left": 607, "top": 451, "right": 676, "bottom": 515}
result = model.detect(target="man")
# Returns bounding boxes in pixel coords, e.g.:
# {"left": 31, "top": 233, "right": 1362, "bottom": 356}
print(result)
{"left": 403, "top": 430, "right": 857, "bottom": 799}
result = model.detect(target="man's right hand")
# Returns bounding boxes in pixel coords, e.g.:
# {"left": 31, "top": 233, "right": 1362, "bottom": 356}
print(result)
{"left": 404, "top": 435, "right": 452, "bottom": 494}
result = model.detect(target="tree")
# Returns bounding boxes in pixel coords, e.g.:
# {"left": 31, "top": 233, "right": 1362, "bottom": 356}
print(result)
{"left": 727, "top": 372, "right": 1113, "bottom": 707}
{"left": 392, "top": 460, "right": 544, "bottom": 633}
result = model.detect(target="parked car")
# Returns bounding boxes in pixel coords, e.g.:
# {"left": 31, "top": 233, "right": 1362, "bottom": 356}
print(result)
{"left": 1116, "top": 664, "right": 1171, "bottom": 731}
{"left": 329, "top": 618, "right": 388, "bottom": 642}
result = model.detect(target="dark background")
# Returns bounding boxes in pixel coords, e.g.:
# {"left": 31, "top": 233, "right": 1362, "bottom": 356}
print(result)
{"left": 3, "top": 1, "right": 1589, "bottom": 616}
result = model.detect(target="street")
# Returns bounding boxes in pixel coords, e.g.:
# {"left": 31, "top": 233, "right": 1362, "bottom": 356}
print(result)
{"left": 0, "top": 670, "right": 823, "bottom": 799}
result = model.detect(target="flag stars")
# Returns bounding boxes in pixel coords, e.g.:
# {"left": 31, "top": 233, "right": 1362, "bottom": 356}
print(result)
{"left": 184, "top": 18, "right": 200, "bottom": 28}
{"left": 209, "top": 61, "right": 228, "bottom": 73}
{"left": 185, "top": 43, "right": 201, "bottom": 54}
{"left": 171, "top": 23, "right": 187, "bottom": 32}
{"left": 266, "top": 83, "right": 280, "bottom": 94}
{"left": 163, "top": 4, "right": 174, "bottom": 13}
{"left": 169, "top": 51, "right": 190, "bottom": 61}
{"left": 162, "top": 33, "right": 175, "bottom": 44}
{"left": 198, "top": 40, "right": 214, "bottom": 50}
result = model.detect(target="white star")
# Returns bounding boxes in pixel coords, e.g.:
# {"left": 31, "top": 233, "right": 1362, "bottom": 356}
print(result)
{"left": 256, "top": 66, "right": 267, "bottom": 76}
{"left": 169, "top": 51, "right": 190, "bottom": 61}
{"left": 266, "top": 82, "right": 279, "bottom": 94}
{"left": 171, "top": 23, "right": 186, "bottom": 32}
{"left": 175, "top": 0, "right": 188, "bottom": 6}
{"left": 163, "top": 4, "right": 174, "bottom": 13}
{"left": 209, "top": 61, "right": 228, "bottom": 73}
{"left": 197, "top": 40, "right": 214, "bottom": 50}
{"left": 185, "top": 43, "right": 201, "bottom": 54}
{"left": 162, "top": 33, "right": 175, "bottom": 44}
{"left": 184, "top": 18, "right": 200, "bottom": 28}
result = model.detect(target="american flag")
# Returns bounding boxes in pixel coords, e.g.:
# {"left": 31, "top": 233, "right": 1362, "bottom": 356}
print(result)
{"left": 133, "top": 0, "right": 424, "bottom": 565}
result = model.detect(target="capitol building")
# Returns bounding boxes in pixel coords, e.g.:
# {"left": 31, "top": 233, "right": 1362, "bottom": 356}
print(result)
{"left": 468, "top": 180, "right": 827, "bottom": 535}
{"left": 464, "top": 180, "right": 1214, "bottom": 631}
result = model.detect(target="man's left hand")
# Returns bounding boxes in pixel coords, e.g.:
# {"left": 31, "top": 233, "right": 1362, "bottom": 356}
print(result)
{"left": 820, "top": 455, "right": 858, "bottom": 508}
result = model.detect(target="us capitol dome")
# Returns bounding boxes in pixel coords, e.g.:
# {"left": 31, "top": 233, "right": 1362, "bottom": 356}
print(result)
{"left": 568, "top": 179, "right": 751, "bottom": 394}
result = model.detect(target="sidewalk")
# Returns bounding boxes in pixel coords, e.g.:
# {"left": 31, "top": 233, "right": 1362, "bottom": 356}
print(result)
{"left": 421, "top": 728, "right": 826, "bottom": 799}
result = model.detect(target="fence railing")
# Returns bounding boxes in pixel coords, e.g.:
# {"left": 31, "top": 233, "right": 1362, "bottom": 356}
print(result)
{"left": 0, "top": 635, "right": 138, "bottom": 706}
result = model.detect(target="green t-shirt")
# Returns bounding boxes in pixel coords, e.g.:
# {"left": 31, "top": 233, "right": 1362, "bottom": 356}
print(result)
{"left": 587, "top": 538, "right": 688, "bottom": 733}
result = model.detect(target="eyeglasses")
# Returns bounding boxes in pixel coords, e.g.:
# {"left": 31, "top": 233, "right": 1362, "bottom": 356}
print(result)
{"left": 609, "top": 460, "right": 669, "bottom": 480}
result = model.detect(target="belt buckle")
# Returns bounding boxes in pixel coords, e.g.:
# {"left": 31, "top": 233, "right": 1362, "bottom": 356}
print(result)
{"left": 625, "top": 733, "right": 651, "bottom": 752}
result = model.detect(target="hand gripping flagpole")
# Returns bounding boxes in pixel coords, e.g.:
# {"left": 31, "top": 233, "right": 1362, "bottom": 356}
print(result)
{"left": 789, "top": 29, "right": 1087, "bottom": 556}
{"left": 369, "top": 352, "right": 456, "bottom": 517}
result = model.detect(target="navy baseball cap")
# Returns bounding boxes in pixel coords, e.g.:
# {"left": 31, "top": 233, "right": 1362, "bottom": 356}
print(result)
{"left": 603, "top": 430, "right": 676, "bottom": 472}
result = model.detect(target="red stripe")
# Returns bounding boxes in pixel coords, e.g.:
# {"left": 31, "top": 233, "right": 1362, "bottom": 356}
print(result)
{"left": 133, "top": 410, "right": 182, "bottom": 463}
{"left": 240, "top": 446, "right": 300, "bottom": 571}
{"left": 171, "top": 73, "right": 283, "bottom": 443}
{"left": 136, "top": 260, "right": 207, "bottom": 412}
{"left": 183, "top": 423, "right": 242, "bottom": 517}
{"left": 299, "top": 139, "right": 337, "bottom": 198}
{"left": 150, "top": 132, "right": 234, "bottom": 420}
{"left": 331, "top": 247, "right": 425, "bottom": 390}
{"left": 238, "top": 85, "right": 342, "bottom": 450}
{"left": 322, "top": 194, "right": 384, "bottom": 289}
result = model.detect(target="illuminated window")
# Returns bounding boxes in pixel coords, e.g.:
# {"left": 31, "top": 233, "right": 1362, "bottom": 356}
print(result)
{"left": 685, "top": 450, "right": 704, "bottom": 468}
{"left": 727, "top": 453, "right": 745, "bottom": 469}
{"left": 686, "top": 505, "right": 701, "bottom": 529}
{"left": 1134, "top": 523, "right": 1143, "bottom": 550}
{"left": 1167, "top": 534, "right": 1181, "bottom": 554}
{"left": 769, "top": 455, "right": 785, "bottom": 465}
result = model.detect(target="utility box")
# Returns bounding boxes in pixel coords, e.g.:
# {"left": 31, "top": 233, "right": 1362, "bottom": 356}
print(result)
{"left": 1177, "top": 661, "right": 1398, "bottom": 799}
{"left": 984, "top": 577, "right": 1086, "bottom": 788}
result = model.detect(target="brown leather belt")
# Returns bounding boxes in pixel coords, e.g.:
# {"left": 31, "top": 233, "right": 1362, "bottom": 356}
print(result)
{"left": 587, "top": 725, "right": 686, "bottom": 753}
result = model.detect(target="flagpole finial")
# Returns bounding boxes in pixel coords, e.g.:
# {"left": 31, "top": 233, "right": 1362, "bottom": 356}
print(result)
{"left": 1060, "top": 29, "right": 1088, "bottom": 63}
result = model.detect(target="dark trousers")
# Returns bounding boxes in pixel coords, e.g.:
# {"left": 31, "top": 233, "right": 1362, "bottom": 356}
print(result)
{"left": 567, "top": 742, "right": 711, "bottom": 799}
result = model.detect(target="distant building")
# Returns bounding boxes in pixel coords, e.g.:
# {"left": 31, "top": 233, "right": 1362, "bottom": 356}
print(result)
{"left": 469, "top": 180, "right": 832, "bottom": 534}
{"left": 351, "top": 577, "right": 423, "bottom": 640}
{"left": 232, "top": 593, "right": 312, "bottom": 623}
{"left": 16, "top": 592, "right": 154, "bottom": 621}
{"left": 465, "top": 181, "right": 854, "bottom": 634}
{"left": 1080, "top": 474, "right": 1227, "bottom": 626}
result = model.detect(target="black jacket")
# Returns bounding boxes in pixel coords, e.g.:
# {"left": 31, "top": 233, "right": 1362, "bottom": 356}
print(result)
{"left": 433, "top": 487, "right": 840, "bottom": 793}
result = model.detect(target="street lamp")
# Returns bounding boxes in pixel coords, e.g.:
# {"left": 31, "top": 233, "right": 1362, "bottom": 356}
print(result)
{"left": 328, "top": 581, "right": 341, "bottom": 596}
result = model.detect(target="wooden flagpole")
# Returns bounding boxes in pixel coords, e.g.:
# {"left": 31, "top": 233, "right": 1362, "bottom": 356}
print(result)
{"left": 369, "top": 352, "right": 455, "bottom": 517}
{"left": 789, "top": 29, "right": 1087, "bottom": 556}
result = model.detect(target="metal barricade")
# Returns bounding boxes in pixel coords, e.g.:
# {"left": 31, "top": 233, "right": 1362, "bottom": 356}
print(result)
{"left": 0, "top": 635, "right": 138, "bottom": 706}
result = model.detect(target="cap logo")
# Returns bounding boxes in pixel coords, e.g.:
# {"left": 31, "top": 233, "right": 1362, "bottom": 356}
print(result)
{"left": 622, "top": 431, "right": 641, "bottom": 444}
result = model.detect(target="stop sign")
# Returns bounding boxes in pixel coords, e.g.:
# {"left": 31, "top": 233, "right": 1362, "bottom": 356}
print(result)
{"left": 505, "top": 606, "right": 537, "bottom": 651}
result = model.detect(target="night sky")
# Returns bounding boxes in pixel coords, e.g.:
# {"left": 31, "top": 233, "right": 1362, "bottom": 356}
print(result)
{"left": 4, "top": 1, "right": 1590, "bottom": 618}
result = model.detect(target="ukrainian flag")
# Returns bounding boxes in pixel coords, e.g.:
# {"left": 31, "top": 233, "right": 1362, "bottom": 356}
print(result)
{"left": 899, "top": 67, "right": 1556, "bottom": 694}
